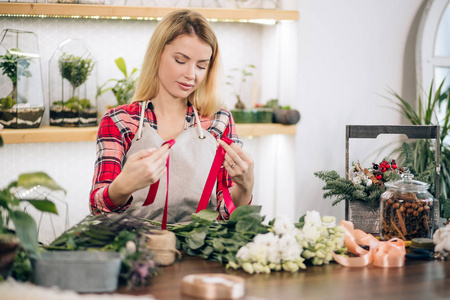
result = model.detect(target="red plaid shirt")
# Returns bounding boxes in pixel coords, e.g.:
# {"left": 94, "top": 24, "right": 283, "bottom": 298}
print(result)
{"left": 90, "top": 101, "right": 241, "bottom": 220}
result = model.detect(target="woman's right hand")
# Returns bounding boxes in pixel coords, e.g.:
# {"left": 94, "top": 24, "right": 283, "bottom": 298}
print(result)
{"left": 108, "top": 144, "right": 171, "bottom": 206}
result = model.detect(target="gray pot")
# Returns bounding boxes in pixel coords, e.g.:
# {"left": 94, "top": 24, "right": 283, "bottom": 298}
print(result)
{"left": 348, "top": 200, "right": 380, "bottom": 235}
{"left": 32, "top": 251, "right": 121, "bottom": 293}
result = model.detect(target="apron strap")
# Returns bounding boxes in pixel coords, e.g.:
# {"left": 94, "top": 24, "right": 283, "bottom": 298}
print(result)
{"left": 196, "top": 137, "right": 236, "bottom": 214}
{"left": 143, "top": 139, "right": 176, "bottom": 230}
{"left": 136, "top": 100, "right": 148, "bottom": 141}
{"left": 192, "top": 105, "right": 205, "bottom": 139}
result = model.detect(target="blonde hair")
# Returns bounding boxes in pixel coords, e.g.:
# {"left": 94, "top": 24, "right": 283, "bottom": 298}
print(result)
{"left": 133, "top": 9, "right": 222, "bottom": 117}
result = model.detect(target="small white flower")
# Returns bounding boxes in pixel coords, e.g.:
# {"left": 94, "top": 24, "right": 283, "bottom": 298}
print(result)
{"left": 304, "top": 211, "right": 322, "bottom": 227}
{"left": 321, "top": 216, "right": 336, "bottom": 228}
{"left": 352, "top": 176, "right": 362, "bottom": 185}
{"left": 242, "top": 262, "right": 254, "bottom": 274}
{"left": 366, "top": 179, "right": 373, "bottom": 186}
{"left": 125, "top": 240, "right": 136, "bottom": 254}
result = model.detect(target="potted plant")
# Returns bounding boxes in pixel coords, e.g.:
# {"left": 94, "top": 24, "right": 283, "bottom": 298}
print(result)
{"left": 97, "top": 57, "right": 139, "bottom": 109}
{"left": 385, "top": 79, "right": 450, "bottom": 221}
{"left": 0, "top": 29, "right": 46, "bottom": 129}
{"left": 49, "top": 39, "right": 98, "bottom": 127}
{"left": 261, "top": 99, "right": 301, "bottom": 125}
{"left": 226, "top": 64, "right": 273, "bottom": 123}
{"left": 0, "top": 172, "right": 61, "bottom": 279}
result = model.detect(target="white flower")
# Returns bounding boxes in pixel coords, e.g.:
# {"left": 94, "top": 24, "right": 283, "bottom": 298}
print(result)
{"left": 254, "top": 232, "right": 278, "bottom": 246}
{"left": 273, "top": 215, "right": 295, "bottom": 235}
{"left": 247, "top": 242, "right": 268, "bottom": 264}
{"left": 301, "top": 224, "right": 321, "bottom": 243}
{"left": 125, "top": 240, "right": 136, "bottom": 254}
{"left": 282, "top": 261, "right": 299, "bottom": 273}
{"left": 352, "top": 176, "right": 362, "bottom": 185}
{"left": 321, "top": 216, "right": 336, "bottom": 228}
{"left": 366, "top": 179, "right": 373, "bottom": 186}
{"left": 433, "top": 224, "right": 450, "bottom": 256}
{"left": 242, "top": 262, "right": 254, "bottom": 274}
{"left": 236, "top": 245, "right": 250, "bottom": 261}
{"left": 304, "top": 211, "right": 322, "bottom": 227}
{"left": 279, "top": 234, "right": 302, "bottom": 261}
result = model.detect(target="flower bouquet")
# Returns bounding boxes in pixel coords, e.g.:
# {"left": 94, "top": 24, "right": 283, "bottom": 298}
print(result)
{"left": 227, "top": 211, "right": 347, "bottom": 274}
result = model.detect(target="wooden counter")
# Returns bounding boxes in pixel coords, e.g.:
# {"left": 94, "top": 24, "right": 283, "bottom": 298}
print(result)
{"left": 119, "top": 255, "right": 450, "bottom": 300}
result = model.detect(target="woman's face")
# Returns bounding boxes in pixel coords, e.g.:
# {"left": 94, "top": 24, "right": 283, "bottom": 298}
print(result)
{"left": 158, "top": 34, "right": 212, "bottom": 100}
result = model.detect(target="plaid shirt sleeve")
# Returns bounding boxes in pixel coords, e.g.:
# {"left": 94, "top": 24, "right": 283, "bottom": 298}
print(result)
{"left": 90, "top": 104, "right": 142, "bottom": 215}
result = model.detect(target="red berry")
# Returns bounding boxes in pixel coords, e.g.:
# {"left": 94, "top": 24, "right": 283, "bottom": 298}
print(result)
{"left": 380, "top": 166, "right": 387, "bottom": 172}
{"left": 375, "top": 173, "right": 382, "bottom": 180}
{"left": 385, "top": 163, "right": 391, "bottom": 169}
{"left": 392, "top": 163, "right": 398, "bottom": 169}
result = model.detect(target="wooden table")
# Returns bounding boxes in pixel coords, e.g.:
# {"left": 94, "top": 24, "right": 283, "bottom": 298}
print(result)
{"left": 119, "top": 255, "right": 450, "bottom": 300}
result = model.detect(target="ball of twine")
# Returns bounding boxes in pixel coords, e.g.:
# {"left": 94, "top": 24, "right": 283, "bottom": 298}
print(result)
{"left": 145, "top": 229, "right": 181, "bottom": 266}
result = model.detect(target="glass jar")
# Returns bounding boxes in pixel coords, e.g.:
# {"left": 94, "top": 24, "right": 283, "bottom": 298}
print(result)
{"left": 380, "top": 173, "right": 437, "bottom": 241}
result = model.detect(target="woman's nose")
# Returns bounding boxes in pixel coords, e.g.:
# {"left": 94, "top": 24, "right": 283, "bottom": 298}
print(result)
{"left": 184, "top": 64, "right": 196, "bottom": 80}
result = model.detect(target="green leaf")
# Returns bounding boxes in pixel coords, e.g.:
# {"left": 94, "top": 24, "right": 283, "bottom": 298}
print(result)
{"left": 202, "top": 245, "right": 214, "bottom": 258}
{"left": 235, "top": 213, "right": 264, "bottom": 233}
{"left": 25, "top": 199, "right": 58, "bottom": 214}
{"left": 10, "top": 211, "right": 38, "bottom": 255}
{"left": 186, "top": 231, "right": 207, "bottom": 250}
{"left": 212, "top": 238, "right": 225, "bottom": 253}
{"left": 115, "top": 57, "right": 127, "bottom": 77}
{"left": 229, "top": 205, "right": 262, "bottom": 222}
{"left": 192, "top": 209, "right": 219, "bottom": 222}
{"left": 17, "top": 172, "right": 65, "bottom": 193}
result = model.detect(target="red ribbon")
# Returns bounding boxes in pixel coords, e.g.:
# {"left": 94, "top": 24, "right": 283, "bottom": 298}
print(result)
{"left": 332, "top": 220, "right": 406, "bottom": 268}
{"left": 142, "top": 136, "right": 235, "bottom": 229}
{"left": 197, "top": 137, "right": 235, "bottom": 214}
{"left": 143, "top": 139, "right": 175, "bottom": 230}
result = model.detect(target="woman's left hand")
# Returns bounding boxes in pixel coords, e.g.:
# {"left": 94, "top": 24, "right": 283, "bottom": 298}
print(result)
{"left": 218, "top": 139, "right": 254, "bottom": 194}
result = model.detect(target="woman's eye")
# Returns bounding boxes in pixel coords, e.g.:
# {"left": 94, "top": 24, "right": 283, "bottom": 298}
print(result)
{"left": 175, "top": 59, "right": 185, "bottom": 64}
{"left": 197, "top": 65, "right": 207, "bottom": 70}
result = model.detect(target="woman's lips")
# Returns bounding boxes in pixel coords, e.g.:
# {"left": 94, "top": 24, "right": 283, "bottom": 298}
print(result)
{"left": 177, "top": 82, "right": 193, "bottom": 91}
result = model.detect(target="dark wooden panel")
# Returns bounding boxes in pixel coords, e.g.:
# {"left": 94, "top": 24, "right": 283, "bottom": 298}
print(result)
{"left": 346, "top": 125, "right": 439, "bottom": 139}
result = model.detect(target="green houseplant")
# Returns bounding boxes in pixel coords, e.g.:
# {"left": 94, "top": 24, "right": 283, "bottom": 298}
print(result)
{"left": 0, "top": 47, "right": 45, "bottom": 129}
{"left": 386, "top": 79, "right": 450, "bottom": 219}
{"left": 226, "top": 64, "right": 273, "bottom": 123}
{"left": 50, "top": 52, "right": 97, "bottom": 127}
{"left": 0, "top": 172, "right": 61, "bottom": 279}
{"left": 0, "top": 48, "right": 32, "bottom": 105}
{"left": 98, "top": 57, "right": 138, "bottom": 108}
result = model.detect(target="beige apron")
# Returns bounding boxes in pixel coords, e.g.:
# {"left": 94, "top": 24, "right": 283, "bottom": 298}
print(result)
{"left": 125, "top": 100, "right": 218, "bottom": 223}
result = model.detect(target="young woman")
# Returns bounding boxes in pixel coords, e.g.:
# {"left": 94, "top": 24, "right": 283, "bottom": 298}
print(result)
{"left": 90, "top": 9, "right": 254, "bottom": 224}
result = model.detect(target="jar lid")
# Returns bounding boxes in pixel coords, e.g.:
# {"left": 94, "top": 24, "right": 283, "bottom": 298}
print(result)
{"left": 410, "top": 238, "right": 435, "bottom": 250}
{"left": 384, "top": 173, "right": 430, "bottom": 192}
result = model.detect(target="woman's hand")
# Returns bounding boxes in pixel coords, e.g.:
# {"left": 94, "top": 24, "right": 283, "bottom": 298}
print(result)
{"left": 218, "top": 139, "right": 254, "bottom": 206}
{"left": 109, "top": 144, "right": 171, "bottom": 206}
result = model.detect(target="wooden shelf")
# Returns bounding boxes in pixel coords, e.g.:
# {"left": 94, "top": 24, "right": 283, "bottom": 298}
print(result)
{"left": 0, "top": 3, "right": 299, "bottom": 22}
{"left": 0, "top": 123, "right": 296, "bottom": 144}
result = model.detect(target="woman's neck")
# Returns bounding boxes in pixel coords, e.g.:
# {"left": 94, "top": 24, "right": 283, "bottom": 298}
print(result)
{"left": 151, "top": 96, "right": 188, "bottom": 117}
